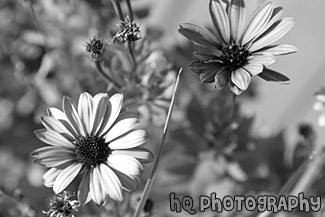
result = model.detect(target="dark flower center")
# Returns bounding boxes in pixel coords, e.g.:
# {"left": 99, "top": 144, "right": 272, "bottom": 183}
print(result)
{"left": 220, "top": 45, "right": 249, "bottom": 68}
{"left": 75, "top": 136, "right": 111, "bottom": 167}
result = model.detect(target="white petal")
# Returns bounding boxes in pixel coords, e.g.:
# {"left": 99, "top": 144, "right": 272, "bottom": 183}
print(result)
{"left": 78, "top": 169, "right": 91, "bottom": 205}
{"left": 98, "top": 94, "right": 123, "bottom": 136}
{"left": 31, "top": 146, "right": 76, "bottom": 168}
{"left": 34, "top": 129, "right": 75, "bottom": 148}
{"left": 231, "top": 68, "right": 251, "bottom": 90}
{"left": 178, "top": 23, "right": 222, "bottom": 49}
{"left": 263, "top": 7, "right": 283, "bottom": 33}
{"left": 47, "top": 107, "right": 67, "bottom": 121}
{"left": 53, "top": 163, "right": 82, "bottom": 193}
{"left": 115, "top": 111, "right": 139, "bottom": 122}
{"left": 91, "top": 94, "right": 109, "bottom": 135}
{"left": 249, "top": 17, "right": 295, "bottom": 52}
{"left": 104, "top": 118, "right": 140, "bottom": 143}
{"left": 229, "top": 82, "right": 243, "bottom": 95}
{"left": 210, "top": 0, "right": 231, "bottom": 43}
{"left": 43, "top": 168, "right": 61, "bottom": 187}
{"left": 41, "top": 116, "right": 75, "bottom": 141}
{"left": 247, "top": 7, "right": 284, "bottom": 46}
{"left": 114, "top": 170, "right": 139, "bottom": 192}
{"left": 90, "top": 167, "right": 107, "bottom": 206}
{"left": 107, "top": 155, "right": 143, "bottom": 177}
{"left": 248, "top": 54, "right": 275, "bottom": 67}
{"left": 242, "top": 64, "right": 263, "bottom": 76}
{"left": 100, "top": 164, "right": 123, "bottom": 201}
{"left": 111, "top": 147, "right": 154, "bottom": 163}
{"left": 78, "top": 92, "right": 94, "bottom": 136}
{"left": 229, "top": 0, "right": 246, "bottom": 42}
{"left": 109, "top": 130, "right": 149, "bottom": 150}
{"left": 47, "top": 108, "right": 79, "bottom": 138}
{"left": 93, "top": 93, "right": 108, "bottom": 105}
{"left": 253, "top": 44, "right": 297, "bottom": 56}
{"left": 63, "top": 96, "right": 86, "bottom": 137}
{"left": 241, "top": 2, "right": 273, "bottom": 45}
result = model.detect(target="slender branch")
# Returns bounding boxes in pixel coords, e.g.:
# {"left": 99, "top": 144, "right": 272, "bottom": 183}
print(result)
{"left": 111, "top": 0, "right": 125, "bottom": 22}
{"left": 128, "top": 41, "right": 137, "bottom": 70}
{"left": 133, "top": 68, "right": 183, "bottom": 217}
{"left": 290, "top": 151, "right": 324, "bottom": 195}
{"left": 94, "top": 60, "right": 122, "bottom": 90}
{"left": 125, "top": 0, "right": 134, "bottom": 21}
{"left": 256, "top": 151, "right": 320, "bottom": 217}
{"left": 277, "top": 152, "right": 316, "bottom": 196}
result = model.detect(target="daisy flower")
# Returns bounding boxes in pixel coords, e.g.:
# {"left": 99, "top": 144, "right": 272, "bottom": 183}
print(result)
{"left": 179, "top": 0, "right": 296, "bottom": 95}
{"left": 31, "top": 93, "right": 153, "bottom": 206}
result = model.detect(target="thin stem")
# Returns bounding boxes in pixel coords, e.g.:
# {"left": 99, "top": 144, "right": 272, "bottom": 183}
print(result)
{"left": 94, "top": 60, "right": 122, "bottom": 90}
{"left": 111, "top": 0, "right": 125, "bottom": 22}
{"left": 277, "top": 151, "right": 316, "bottom": 196}
{"left": 128, "top": 41, "right": 137, "bottom": 69}
{"left": 256, "top": 151, "right": 320, "bottom": 217}
{"left": 125, "top": 0, "right": 134, "bottom": 21}
{"left": 290, "top": 150, "right": 324, "bottom": 195}
{"left": 133, "top": 68, "right": 183, "bottom": 217}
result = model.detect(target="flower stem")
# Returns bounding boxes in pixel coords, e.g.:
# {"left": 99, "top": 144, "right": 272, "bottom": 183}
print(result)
{"left": 111, "top": 0, "right": 125, "bottom": 22}
{"left": 94, "top": 60, "right": 122, "bottom": 90}
{"left": 125, "top": 0, "right": 134, "bottom": 21}
{"left": 290, "top": 150, "right": 324, "bottom": 194}
{"left": 133, "top": 68, "right": 183, "bottom": 217}
{"left": 278, "top": 152, "right": 316, "bottom": 196}
{"left": 255, "top": 150, "right": 321, "bottom": 217}
{"left": 128, "top": 41, "right": 137, "bottom": 70}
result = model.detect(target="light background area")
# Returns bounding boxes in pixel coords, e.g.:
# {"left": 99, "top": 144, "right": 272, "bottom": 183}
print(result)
{"left": 134, "top": 0, "right": 325, "bottom": 151}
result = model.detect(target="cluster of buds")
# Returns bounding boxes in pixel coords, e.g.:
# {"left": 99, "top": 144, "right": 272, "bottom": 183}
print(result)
{"left": 43, "top": 191, "right": 79, "bottom": 217}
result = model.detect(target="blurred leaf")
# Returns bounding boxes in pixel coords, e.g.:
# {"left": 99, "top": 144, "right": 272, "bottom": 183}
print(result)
{"left": 163, "top": 152, "right": 197, "bottom": 177}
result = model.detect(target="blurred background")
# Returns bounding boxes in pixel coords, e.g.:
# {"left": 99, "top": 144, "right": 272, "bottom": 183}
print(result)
{"left": 0, "top": 0, "right": 325, "bottom": 216}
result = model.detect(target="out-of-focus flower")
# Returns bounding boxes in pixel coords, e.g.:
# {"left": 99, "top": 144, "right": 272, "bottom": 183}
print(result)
{"left": 112, "top": 17, "right": 141, "bottom": 44}
{"left": 298, "top": 123, "right": 314, "bottom": 141}
{"left": 43, "top": 191, "right": 79, "bottom": 217}
{"left": 124, "top": 50, "right": 176, "bottom": 126}
{"left": 84, "top": 37, "right": 105, "bottom": 60}
{"left": 179, "top": 0, "right": 296, "bottom": 95}
{"left": 143, "top": 198, "right": 154, "bottom": 215}
{"left": 313, "top": 87, "right": 325, "bottom": 127}
{"left": 31, "top": 93, "right": 153, "bottom": 206}
{"left": 130, "top": 193, "right": 154, "bottom": 217}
